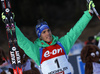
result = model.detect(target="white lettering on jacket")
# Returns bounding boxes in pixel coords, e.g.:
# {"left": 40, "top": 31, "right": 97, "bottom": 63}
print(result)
{"left": 44, "top": 48, "right": 62, "bottom": 58}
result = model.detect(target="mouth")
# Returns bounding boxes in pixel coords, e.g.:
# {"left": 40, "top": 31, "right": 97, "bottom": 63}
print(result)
{"left": 46, "top": 36, "right": 51, "bottom": 39}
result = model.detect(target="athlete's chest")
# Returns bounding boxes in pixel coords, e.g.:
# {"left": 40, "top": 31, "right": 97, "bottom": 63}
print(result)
{"left": 41, "top": 44, "right": 65, "bottom": 64}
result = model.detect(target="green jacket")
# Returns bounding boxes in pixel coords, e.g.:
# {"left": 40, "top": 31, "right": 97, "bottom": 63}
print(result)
{"left": 16, "top": 10, "right": 92, "bottom": 66}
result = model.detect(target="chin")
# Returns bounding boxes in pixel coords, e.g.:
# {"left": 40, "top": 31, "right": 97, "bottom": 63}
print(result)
{"left": 46, "top": 41, "right": 51, "bottom": 42}
{"left": 46, "top": 39, "right": 52, "bottom": 42}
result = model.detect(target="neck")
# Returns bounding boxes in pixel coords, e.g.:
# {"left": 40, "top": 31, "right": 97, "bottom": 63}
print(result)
{"left": 46, "top": 41, "right": 52, "bottom": 45}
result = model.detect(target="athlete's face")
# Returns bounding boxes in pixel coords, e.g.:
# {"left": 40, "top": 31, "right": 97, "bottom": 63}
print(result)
{"left": 40, "top": 29, "right": 52, "bottom": 42}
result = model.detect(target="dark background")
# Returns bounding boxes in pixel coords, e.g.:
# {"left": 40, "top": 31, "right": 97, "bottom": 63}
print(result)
{"left": 0, "top": 0, "right": 100, "bottom": 55}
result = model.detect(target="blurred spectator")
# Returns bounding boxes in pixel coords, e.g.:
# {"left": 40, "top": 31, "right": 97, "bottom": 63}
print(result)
{"left": 19, "top": 47, "right": 42, "bottom": 74}
{"left": 81, "top": 44, "right": 100, "bottom": 74}
{"left": 95, "top": 36, "right": 100, "bottom": 49}
{"left": 84, "top": 36, "right": 98, "bottom": 45}
{"left": 0, "top": 47, "right": 11, "bottom": 74}
{"left": 0, "top": 47, "right": 42, "bottom": 74}
{"left": 69, "top": 39, "right": 84, "bottom": 55}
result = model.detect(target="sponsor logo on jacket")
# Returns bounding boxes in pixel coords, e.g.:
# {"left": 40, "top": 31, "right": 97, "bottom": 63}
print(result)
{"left": 44, "top": 48, "right": 62, "bottom": 57}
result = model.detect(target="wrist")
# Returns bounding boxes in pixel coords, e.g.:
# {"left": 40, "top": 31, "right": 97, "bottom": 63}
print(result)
{"left": 89, "top": 12, "right": 93, "bottom": 16}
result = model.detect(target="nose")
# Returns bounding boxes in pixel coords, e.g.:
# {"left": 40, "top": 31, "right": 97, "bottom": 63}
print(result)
{"left": 46, "top": 31, "right": 50, "bottom": 35}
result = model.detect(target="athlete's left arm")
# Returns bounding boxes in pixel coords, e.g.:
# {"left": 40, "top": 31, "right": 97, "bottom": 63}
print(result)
{"left": 59, "top": 10, "right": 92, "bottom": 55}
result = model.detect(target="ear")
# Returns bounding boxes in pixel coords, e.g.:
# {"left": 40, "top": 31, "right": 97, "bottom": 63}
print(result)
{"left": 81, "top": 45, "right": 90, "bottom": 63}
{"left": 85, "top": 62, "right": 93, "bottom": 74}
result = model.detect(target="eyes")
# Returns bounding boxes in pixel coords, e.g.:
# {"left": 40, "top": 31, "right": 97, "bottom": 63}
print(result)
{"left": 42, "top": 29, "right": 51, "bottom": 34}
{"left": 91, "top": 51, "right": 99, "bottom": 57}
{"left": 91, "top": 53, "right": 95, "bottom": 57}
{"left": 96, "top": 51, "right": 99, "bottom": 56}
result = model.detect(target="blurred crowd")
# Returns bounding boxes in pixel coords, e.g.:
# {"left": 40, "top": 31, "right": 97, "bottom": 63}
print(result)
{"left": 84, "top": 32, "right": 100, "bottom": 49}
{"left": 69, "top": 32, "right": 100, "bottom": 56}
{"left": 0, "top": 47, "right": 42, "bottom": 74}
